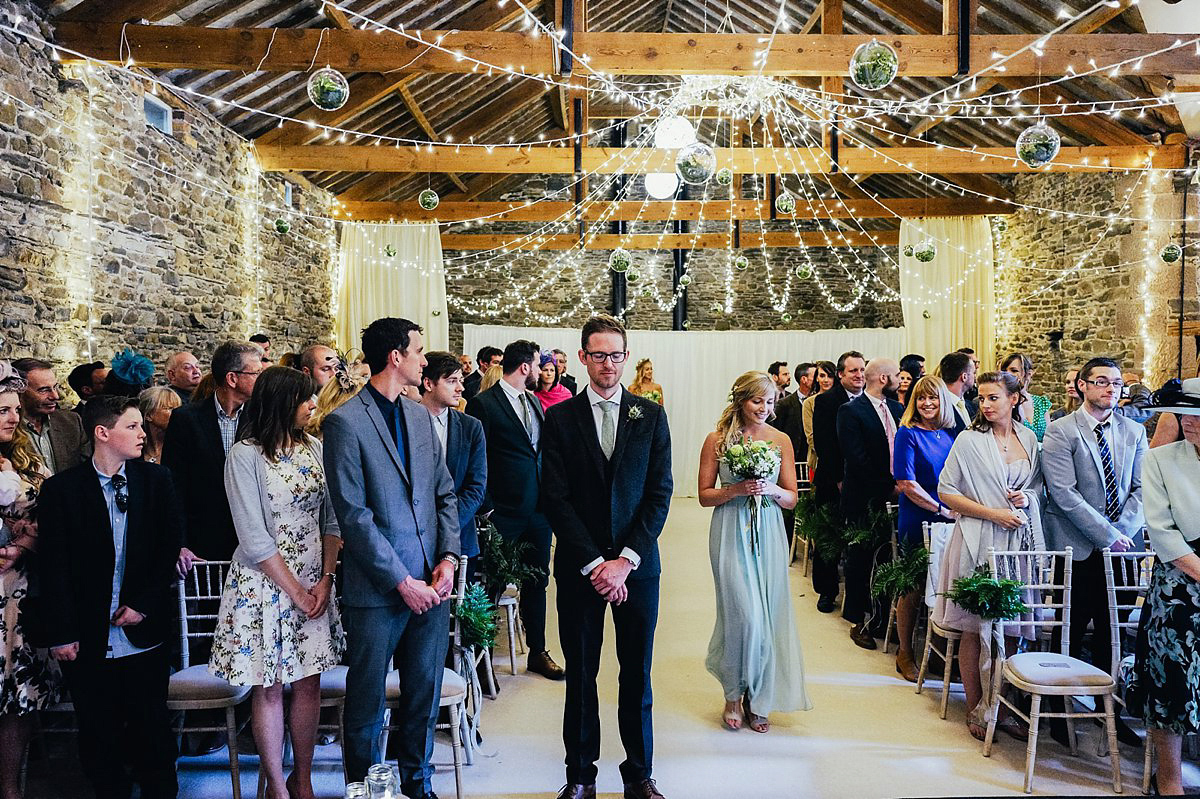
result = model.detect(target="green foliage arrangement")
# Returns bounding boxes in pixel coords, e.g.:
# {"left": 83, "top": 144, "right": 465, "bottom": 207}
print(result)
{"left": 478, "top": 521, "right": 546, "bottom": 602}
{"left": 870, "top": 546, "right": 930, "bottom": 601}
{"left": 946, "top": 565, "right": 1029, "bottom": 621}
{"left": 456, "top": 583, "right": 498, "bottom": 651}
{"left": 793, "top": 492, "right": 842, "bottom": 562}
{"left": 842, "top": 507, "right": 893, "bottom": 550}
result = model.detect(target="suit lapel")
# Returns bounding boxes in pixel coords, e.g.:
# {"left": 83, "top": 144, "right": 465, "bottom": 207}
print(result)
{"left": 400, "top": 398, "right": 424, "bottom": 487}
{"left": 490, "top": 384, "right": 538, "bottom": 455}
{"left": 1074, "top": 410, "right": 1107, "bottom": 484}
{"left": 858, "top": 395, "right": 886, "bottom": 438}
{"left": 199, "top": 400, "right": 224, "bottom": 466}
{"left": 83, "top": 467, "right": 115, "bottom": 556}
{"left": 573, "top": 393, "right": 608, "bottom": 478}
{"left": 610, "top": 389, "right": 634, "bottom": 469}
{"left": 124, "top": 462, "right": 145, "bottom": 561}
{"left": 361, "top": 392, "right": 410, "bottom": 486}
{"left": 444, "top": 411, "right": 460, "bottom": 475}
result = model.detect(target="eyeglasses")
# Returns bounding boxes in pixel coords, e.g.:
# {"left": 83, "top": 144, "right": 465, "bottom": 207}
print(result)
{"left": 233, "top": 369, "right": 264, "bottom": 378}
{"left": 1082, "top": 378, "right": 1125, "bottom": 389}
{"left": 584, "top": 351, "right": 628, "bottom": 364}
{"left": 111, "top": 473, "right": 128, "bottom": 513}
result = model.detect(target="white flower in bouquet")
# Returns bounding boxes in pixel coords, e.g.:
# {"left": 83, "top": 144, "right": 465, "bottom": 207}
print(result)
{"left": 720, "top": 434, "right": 782, "bottom": 551}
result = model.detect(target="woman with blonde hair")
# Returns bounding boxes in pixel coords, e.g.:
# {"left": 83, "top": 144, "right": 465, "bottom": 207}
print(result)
{"left": 628, "top": 358, "right": 664, "bottom": 405}
{"left": 138, "top": 386, "right": 181, "bottom": 464}
{"left": 698, "top": 371, "right": 810, "bottom": 734}
{"left": 891, "top": 376, "right": 960, "bottom": 681}
{"left": 478, "top": 363, "right": 504, "bottom": 394}
{"left": 306, "top": 367, "right": 366, "bottom": 438}
{"left": 0, "top": 361, "right": 60, "bottom": 799}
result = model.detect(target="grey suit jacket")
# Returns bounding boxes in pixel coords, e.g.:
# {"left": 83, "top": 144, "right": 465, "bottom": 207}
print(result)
{"left": 1042, "top": 407, "right": 1147, "bottom": 559}
{"left": 322, "top": 390, "right": 459, "bottom": 608}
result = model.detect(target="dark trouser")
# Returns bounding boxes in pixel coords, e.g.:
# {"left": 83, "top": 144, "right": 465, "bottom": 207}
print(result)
{"left": 342, "top": 602, "right": 450, "bottom": 794}
{"left": 557, "top": 572, "right": 659, "bottom": 786}
{"left": 1052, "top": 550, "right": 1138, "bottom": 674}
{"left": 843, "top": 539, "right": 890, "bottom": 630}
{"left": 811, "top": 482, "right": 842, "bottom": 600}
{"left": 492, "top": 511, "right": 553, "bottom": 653}
{"left": 62, "top": 647, "right": 177, "bottom": 799}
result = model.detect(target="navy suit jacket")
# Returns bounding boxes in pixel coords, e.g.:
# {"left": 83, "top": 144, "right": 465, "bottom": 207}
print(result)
{"left": 161, "top": 398, "right": 243, "bottom": 559}
{"left": 837, "top": 393, "right": 903, "bottom": 519}
{"left": 811, "top": 383, "right": 852, "bottom": 491}
{"left": 542, "top": 388, "right": 673, "bottom": 580}
{"left": 769, "top": 390, "right": 807, "bottom": 464}
{"left": 465, "top": 383, "right": 545, "bottom": 518}
{"left": 442, "top": 409, "right": 487, "bottom": 557}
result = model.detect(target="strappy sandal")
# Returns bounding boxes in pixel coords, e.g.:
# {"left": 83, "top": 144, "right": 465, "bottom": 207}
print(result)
{"left": 967, "top": 707, "right": 987, "bottom": 742}
{"left": 743, "top": 696, "right": 770, "bottom": 734}
{"left": 722, "top": 702, "right": 743, "bottom": 731}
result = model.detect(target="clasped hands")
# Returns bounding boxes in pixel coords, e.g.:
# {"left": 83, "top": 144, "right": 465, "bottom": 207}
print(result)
{"left": 397, "top": 560, "right": 456, "bottom": 614}
{"left": 289, "top": 576, "right": 334, "bottom": 620}
{"left": 590, "top": 558, "right": 633, "bottom": 605}
{"left": 50, "top": 605, "right": 146, "bottom": 661}
{"left": 731, "top": 479, "right": 774, "bottom": 499}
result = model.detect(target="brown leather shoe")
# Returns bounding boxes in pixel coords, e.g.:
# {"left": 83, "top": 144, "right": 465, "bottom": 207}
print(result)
{"left": 849, "top": 624, "right": 877, "bottom": 650}
{"left": 896, "top": 651, "right": 918, "bottom": 682}
{"left": 555, "top": 784, "right": 596, "bottom": 799}
{"left": 528, "top": 650, "right": 566, "bottom": 680}
{"left": 624, "top": 778, "right": 665, "bottom": 799}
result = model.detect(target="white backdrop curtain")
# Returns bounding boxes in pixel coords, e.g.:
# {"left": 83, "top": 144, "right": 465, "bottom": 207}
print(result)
{"left": 335, "top": 223, "right": 449, "bottom": 353}
{"left": 899, "top": 216, "right": 996, "bottom": 370}
{"left": 464, "top": 324, "right": 906, "bottom": 497}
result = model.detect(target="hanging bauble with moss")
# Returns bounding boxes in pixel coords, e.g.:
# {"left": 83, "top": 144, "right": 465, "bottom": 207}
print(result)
{"left": 922, "top": 310, "right": 932, "bottom": 319}
{"left": 781, "top": 312, "right": 793, "bottom": 324}
{"left": 626, "top": 268, "right": 642, "bottom": 284}
{"left": 273, "top": 218, "right": 290, "bottom": 234}
{"left": 734, "top": 254, "right": 749, "bottom": 271}
{"left": 675, "top": 141, "right": 716, "bottom": 185}
{"left": 418, "top": 189, "right": 440, "bottom": 211}
{"left": 609, "top": 248, "right": 632, "bottom": 273}
{"left": 914, "top": 241, "right": 937, "bottom": 263}
{"left": 1160, "top": 243, "right": 1183, "bottom": 264}
{"left": 678, "top": 273, "right": 693, "bottom": 288}
{"left": 849, "top": 39, "right": 899, "bottom": 91}
{"left": 795, "top": 264, "right": 813, "bottom": 279}
{"left": 775, "top": 191, "right": 797, "bottom": 216}
{"left": 384, "top": 244, "right": 397, "bottom": 257}
{"left": 307, "top": 67, "right": 350, "bottom": 111}
{"left": 902, "top": 244, "right": 914, "bottom": 257}
{"left": 715, "top": 167, "right": 734, "bottom": 186}
{"left": 1015, "top": 122, "right": 1060, "bottom": 169}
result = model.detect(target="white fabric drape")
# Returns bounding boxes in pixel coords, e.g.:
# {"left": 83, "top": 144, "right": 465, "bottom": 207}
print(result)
{"left": 464, "top": 324, "right": 906, "bottom": 497}
{"left": 335, "top": 223, "right": 449, "bottom": 353}
{"left": 899, "top": 216, "right": 996, "bottom": 371}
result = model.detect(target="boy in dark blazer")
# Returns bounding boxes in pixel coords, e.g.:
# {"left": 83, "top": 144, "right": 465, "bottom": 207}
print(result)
{"left": 38, "top": 395, "right": 183, "bottom": 799}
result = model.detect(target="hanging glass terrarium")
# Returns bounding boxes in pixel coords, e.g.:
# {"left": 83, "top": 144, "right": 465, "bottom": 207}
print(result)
{"left": 675, "top": 142, "right": 716, "bottom": 185}
{"left": 609, "top": 248, "right": 632, "bottom": 273}
{"left": 1015, "top": 122, "right": 1060, "bottom": 169}
{"left": 307, "top": 67, "right": 350, "bottom": 111}
{"left": 849, "top": 39, "right": 899, "bottom": 91}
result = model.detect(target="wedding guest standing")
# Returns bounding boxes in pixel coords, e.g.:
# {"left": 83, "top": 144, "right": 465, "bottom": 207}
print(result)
{"left": 937, "top": 351, "right": 978, "bottom": 434}
{"left": 802, "top": 361, "right": 836, "bottom": 480}
{"left": 554, "top": 349, "right": 579, "bottom": 396}
{"left": 936, "top": 371, "right": 1043, "bottom": 742}
{"left": 1131, "top": 377, "right": 1200, "bottom": 796}
{"left": 891, "top": 376, "right": 959, "bottom": 680}
{"left": 137, "top": 387, "right": 181, "bottom": 465}
{"left": 1048, "top": 368, "right": 1082, "bottom": 422}
{"left": 1149, "top": 365, "right": 1200, "bottom": 448}
{"left": 12, "top": 358, "right": 88, "bottom": 475}
{"left": 1042, "top": 357, "right": 1146, "bottom": 747}
{"left": 463, "top": 346, "right": 502, "bottom": 402}
{"left": 322, "top": 318, "right": 459, "bottom": 797}
{"left": 837, "top": 358, "right": 903, "bottom": 650}
{"left": 628, "top": 358, "right": 664, "bottom": 406}
{"left": 165, "top": 352, "right": 202, "bottom": 404}
{"left": 209, "top": 367, "right": 345, "bottom": 799}
{"left": 306, "top": 366, "right": 366, "bottom": 438}
{"left": 1002, "top": 353, "right": 1053, "bottom": 442}
{"left": 699, "top": 371, "right": 809, "bottom": 734}
{"left": 896, "top": 370, "right": 914, "bottom": 407}
{"left": 467, "top": 340, "right": 563, "bottom": 680}
{"left": 0, "top": 361, "right": 59, "bottom": 799}
{"left": 39, "top": 395, "right": 183, "bottom": 799}
{"left": 535, "top": 353, "right": 573, "bottom": 412}
{"left": 542, "top": 314, "right": 673, "bottom": 799}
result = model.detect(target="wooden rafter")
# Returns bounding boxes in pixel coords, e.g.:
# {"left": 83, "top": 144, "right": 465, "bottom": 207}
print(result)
{"left": 338, "top": 196, "right": 1015, "bottom": 222}
{"left": 257, "top": 143, "right": 1185, "bottom": 174}
{"left": 439, "top": 230, "right": 902, "bottom": 250}
{"left": 53, "top": 26, "right": 1197, "bottom": 78}
{"left": 396, "top": 84, "right": 468, "bottom": 193}
{"left": 56, "top": 0, "right": 194, "bottom": 22}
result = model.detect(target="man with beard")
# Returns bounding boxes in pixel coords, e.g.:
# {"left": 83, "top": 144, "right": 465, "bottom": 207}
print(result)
{"left": 466, "top": 340, "right": 565, "bottom": 680}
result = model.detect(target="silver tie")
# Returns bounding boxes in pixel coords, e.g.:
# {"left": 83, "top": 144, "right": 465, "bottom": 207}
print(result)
{"left": 600, "top": 400, "right": 617, "bottom": 459}
{"left": 519, "top": 392, "right": 534, "bottom": 442}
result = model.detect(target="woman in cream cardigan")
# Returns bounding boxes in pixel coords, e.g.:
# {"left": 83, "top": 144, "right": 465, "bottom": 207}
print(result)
{"left": 1132, "top": 378, "right": 1200, "bottom": 796}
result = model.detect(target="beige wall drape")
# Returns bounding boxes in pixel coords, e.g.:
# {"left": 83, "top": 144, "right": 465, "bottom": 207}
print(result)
{"left": 899, "top": 216, "right": 996, "bottom": 369}
{"left": 335, "top": 223, "right": 448, "bottom": 353}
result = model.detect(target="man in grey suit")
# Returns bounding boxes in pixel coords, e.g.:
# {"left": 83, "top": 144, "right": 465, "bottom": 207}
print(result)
{"left": 322, "top": 318, "right": 460, "bottom": 799}
{"left": 1043, "top": 356, "right": 1146, "bottom": 747}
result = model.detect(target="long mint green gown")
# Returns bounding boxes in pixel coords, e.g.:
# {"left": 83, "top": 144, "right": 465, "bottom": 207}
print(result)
{"left": 705, "top": 462, "right": 811, "bottom": 715}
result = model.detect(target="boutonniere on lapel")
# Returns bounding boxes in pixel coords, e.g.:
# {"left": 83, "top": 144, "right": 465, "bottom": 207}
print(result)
{"left": 627, "top": 405, "right": 644, "bottom": 421}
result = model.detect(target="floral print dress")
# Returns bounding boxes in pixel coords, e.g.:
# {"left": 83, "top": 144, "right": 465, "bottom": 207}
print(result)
{"left": 208, "top": 445, "right": 344, "bottom": 686}
{"left": 0, "top": 467, "right": 60, "bottom": 715}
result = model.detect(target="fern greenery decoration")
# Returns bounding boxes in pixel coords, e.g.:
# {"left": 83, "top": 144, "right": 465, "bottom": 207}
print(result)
{"left": 793, "top": 493, "right": 842, "bottom": 562}
{"left": 870, "top": 546, "right": 930, "bottom": 601}
{"left": 842, "top": 507, "right": 893, "bottom": 550}
{"left": 478, "top": 521, "right": 546, "bottom": 602}
{"left": 946, "top": 565, "right": 1029, "bottom": 621}
{"left": 456, "top": 583, "right": 498, "bottom": 650}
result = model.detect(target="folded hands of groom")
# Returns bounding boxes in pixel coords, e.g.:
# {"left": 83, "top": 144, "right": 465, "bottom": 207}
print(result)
{"left": 590, "top": 557, "right": 635, "bottom": 605}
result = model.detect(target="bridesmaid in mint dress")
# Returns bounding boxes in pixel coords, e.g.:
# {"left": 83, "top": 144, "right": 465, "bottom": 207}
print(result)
{"left": 698, "top": 371, "right": 811, "bottom": 734}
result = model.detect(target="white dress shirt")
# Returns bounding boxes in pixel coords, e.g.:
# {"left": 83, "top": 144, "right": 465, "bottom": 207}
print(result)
{"left": 498, "top": 377, "right": 539, "bottom": 449}
{"left": 580, "top": 384, "right": 641, "bottom": 575}
{"left": 430, "top": 407, "right": 449, "bottom": 456}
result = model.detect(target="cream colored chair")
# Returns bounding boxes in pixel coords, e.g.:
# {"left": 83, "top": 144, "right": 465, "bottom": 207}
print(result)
{"left": 789, "top": 462, "right": 813, "bottom": 569}
{"left": 981, "top": 546, "right": 1122, "bottom": 795}
{"left": 496, "top": 586, "right": 526, "bottom": 675}
{"left": 881, "top": 502, "right": 901, "bottom": 653}
{"left": 915, "top": 521, "right": 962, "bottom": 719}
{"left": 170, "top": 561, "right": 252, "bottom": 799}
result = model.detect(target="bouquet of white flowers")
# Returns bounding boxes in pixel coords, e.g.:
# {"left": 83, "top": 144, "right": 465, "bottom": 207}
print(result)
{"left": 720, "top": 434, "right": 782, "bottom": 552}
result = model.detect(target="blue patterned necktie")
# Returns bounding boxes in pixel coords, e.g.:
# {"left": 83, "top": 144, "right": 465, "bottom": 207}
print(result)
{"left": 1094, "top": 422, "right": 1120, "bottom": 521}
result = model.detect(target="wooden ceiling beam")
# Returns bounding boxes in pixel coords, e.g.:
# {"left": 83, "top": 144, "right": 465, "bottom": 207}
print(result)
{"left": 395, "top": 84, "right": 468, "bottom": 193}
{"left": 439, "top": 230, "right": 902, "bottom": 250}
{"left": 338, "top": 196, "right": 1016, "bottom": 222}
{"left": 259, "top": 143, "right": 1183, "bottom": 174}
{"left": 54, "top": 26, "right": 1197, "bottom": 77}
{"left": 55, "top": 0, "right": 194, "bottom": 22}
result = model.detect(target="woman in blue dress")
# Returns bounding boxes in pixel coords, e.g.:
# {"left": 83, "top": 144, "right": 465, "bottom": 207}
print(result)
{"left": 698, "top": 371, "right": 810, "bottom": 734}
{"left": 892, "top": 376, "right": 960, "bottom": 681}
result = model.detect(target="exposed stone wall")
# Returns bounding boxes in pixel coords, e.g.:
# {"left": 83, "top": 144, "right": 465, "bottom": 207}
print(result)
{"left": 443, "top": 172, "right": 903, "bottom": 353}
{"left": 0, "top": 0, "right": 337, "bottom": 395}
{"left": 996, "top": 170, "right": 1196, "bottom": 403}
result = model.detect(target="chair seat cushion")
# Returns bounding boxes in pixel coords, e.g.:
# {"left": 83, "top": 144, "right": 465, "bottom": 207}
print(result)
{"left": 319, "top": 665, "right": 348, "bottom": 699}
{"left": 1004, "top": 652, "right": 1114, "bottom": 688}
{"left": 385, "top": 668, "right": 467, "bottom": 703}
{"left": 169, "top": 665, "right": 252, "bottom": 703}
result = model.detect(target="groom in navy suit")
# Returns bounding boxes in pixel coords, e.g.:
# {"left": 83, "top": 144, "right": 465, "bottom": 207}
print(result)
{"left": 542, "top": 314, "right": 673, "bottom": 799}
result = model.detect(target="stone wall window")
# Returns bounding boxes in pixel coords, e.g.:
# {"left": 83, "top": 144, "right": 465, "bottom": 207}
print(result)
{"left": 143, "top": 93, "right": 172, "bottom": 136}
